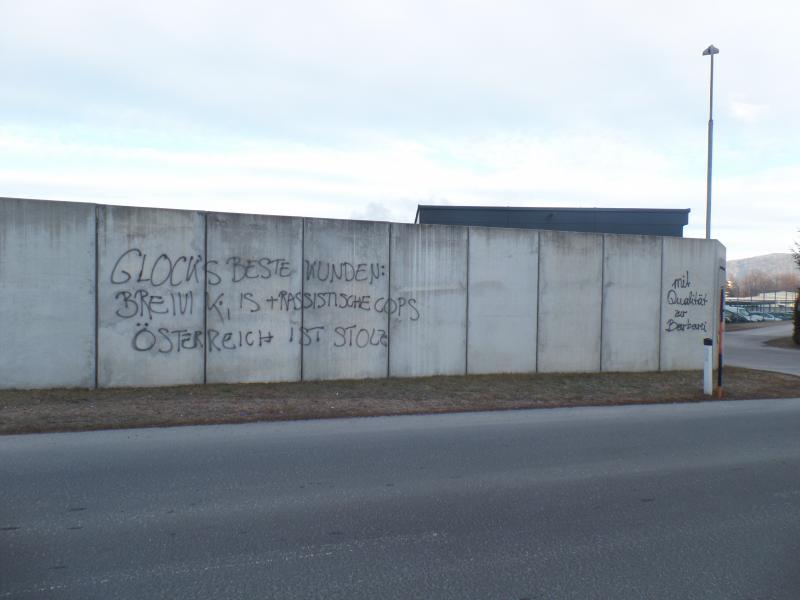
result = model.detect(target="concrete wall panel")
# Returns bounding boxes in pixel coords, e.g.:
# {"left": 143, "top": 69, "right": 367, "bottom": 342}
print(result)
{"left": 0, "top": 198, "right": 95, "bottom": 389}
{"left": 467, "top": 227, "right": 538, "bottom": 374}
{"left": 302, "top": 218, "right": 390, "bottom": 380}
{"left": 3, "top": 197, "right": 728, "bottom": 388}
{"left": 205, "top": 213, "right": 302, "bottom": 383}
{"left": 660, "top": 237, "right": 719, "bottom": 370}
{"left": 537, "top": 231, "right": 603, "bottom": 372}
{"left": 601, "top": 234, "right": 662, "bottom": 372}
{"left": 389, "top": 224, "right": 467, "bottom": 377}
{"left": 98, "top": 206, "right": 204, "bottom": 387}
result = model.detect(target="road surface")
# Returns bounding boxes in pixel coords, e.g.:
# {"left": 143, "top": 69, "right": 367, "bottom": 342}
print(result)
{"left": 726, "top": 321, "right": 800, "bottom": 376}
{"left": 3, "top": 400, "right": 800, "bottom": 599}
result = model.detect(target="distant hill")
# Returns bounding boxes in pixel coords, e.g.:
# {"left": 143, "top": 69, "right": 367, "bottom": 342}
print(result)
{"left": 727, "top": 253, "right": 797, "bottom": 280}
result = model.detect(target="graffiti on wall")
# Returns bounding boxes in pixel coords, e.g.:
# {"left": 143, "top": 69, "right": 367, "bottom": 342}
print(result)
{"left": 109, "top": 249, "right": 204, "bottom": 354}
{"left": 663, "top": 270, "right": 709, "bottom": 333}
{"left": 107, "top": 249, "right": 420, "bottom": 355}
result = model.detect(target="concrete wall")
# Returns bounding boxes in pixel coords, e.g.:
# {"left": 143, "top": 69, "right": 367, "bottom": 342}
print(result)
{"left": 389, "top": 224, "right": 467, "bottom": 377}
{"left": 601, "top": 234, "right": 662, "bottom": 372}
{"left": 97, "top": 205, "right": 205, "bottom": 387}
{"left": 0, "top": 199, "right": 95, "bottom": 388}
{"left": 537, "top": 231, "right": 604, "bottom": 373}
{"left": 467, "top": 227, "right": 538, "bottom": 374}
{"left": 660, "top": 237, "right": 722, "bottom": 370}
{"left": 206, "top": 213, "right": 303, "bottom": 383}
{"left": 302, "top": 218, "right": 390, "bottom": 380}
{"left": 0, "top": 197, "right": 725, "bottom": 389}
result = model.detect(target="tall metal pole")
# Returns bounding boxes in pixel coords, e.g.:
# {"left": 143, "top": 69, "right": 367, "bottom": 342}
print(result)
{"left": 703, "top": 45, "right": 719, "bottom": 239}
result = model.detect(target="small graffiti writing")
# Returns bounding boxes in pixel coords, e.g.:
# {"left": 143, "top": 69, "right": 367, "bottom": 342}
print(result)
{"left": 664, "top": 270, "right": 709, "bottom": 334}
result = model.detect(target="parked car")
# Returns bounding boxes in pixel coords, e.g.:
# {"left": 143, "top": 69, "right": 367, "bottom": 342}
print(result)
{"left": 749, "top": 312, "right": 781, "bottom": 321}
{"left": 724, "top": 310, "right": 749, "bottom": 324}
{"left": 727, "top": 306, "right": 762, "bottom": 322}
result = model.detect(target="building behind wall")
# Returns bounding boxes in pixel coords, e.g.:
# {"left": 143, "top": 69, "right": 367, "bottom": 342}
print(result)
{"left": 415, "top": 205, "right": 690, "bottom": 237}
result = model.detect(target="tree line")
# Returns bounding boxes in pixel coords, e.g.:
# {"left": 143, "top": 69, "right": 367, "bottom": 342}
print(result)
{"left": 727, "top": 270, "right": 800, "bottom": 298}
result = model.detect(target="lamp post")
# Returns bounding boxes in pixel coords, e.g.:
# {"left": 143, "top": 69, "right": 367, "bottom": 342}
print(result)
{"left": 703, "top": 44, "right": 719, "bottom": 240}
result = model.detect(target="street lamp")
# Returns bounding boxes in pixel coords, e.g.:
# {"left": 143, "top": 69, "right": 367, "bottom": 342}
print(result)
{"left": 703, "top": 44, "right": 719, "bottom": 240}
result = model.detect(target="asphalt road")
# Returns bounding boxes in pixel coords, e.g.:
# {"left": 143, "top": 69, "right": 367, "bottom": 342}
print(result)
{"left": 3, "top": 399, "right": 800, "bottom": 599}
{"left": 726, "top": 321, "right": 800, "bottom": 376}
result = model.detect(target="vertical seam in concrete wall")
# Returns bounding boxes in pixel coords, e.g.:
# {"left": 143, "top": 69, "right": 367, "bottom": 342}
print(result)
{"left": 599, "top": 235, "right": 606, "bottom": 372}
{"left": 465, "top": 227, "right": 470, "bottom": 375}
{"left": 300, "top": 218, "right": 305, "bottom": 381}
{"left": 387, "top": 223, "right": 392, "bottom": 378}
{"left": 658, "top": 236, "right": 665, "bottom": 371}
{"left": 94, "top": 204, "right": 99, "bottom": 389}
{"left": 535, "top": 231, "right": 541, "bottom": 373}
{"left": 203, "top": 212, "right": 208, "bottom": 385}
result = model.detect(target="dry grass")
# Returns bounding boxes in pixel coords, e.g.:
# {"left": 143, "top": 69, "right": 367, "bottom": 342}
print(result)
{"left": 2, "top": 368, "right": 799, "bottom": 435}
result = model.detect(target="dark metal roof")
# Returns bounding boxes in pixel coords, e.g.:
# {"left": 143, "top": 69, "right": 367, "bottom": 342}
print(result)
{"left": 415, "top": 205, "right": 690, "bottom": 237}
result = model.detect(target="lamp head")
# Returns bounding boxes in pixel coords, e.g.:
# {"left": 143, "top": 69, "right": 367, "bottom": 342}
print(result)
{"left": 702, "top": 45, "right": 719, "bottom": 56}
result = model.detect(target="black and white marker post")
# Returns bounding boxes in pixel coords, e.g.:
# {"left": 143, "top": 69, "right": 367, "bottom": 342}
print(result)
{"left": 703, "top": 337, "right": 714, "bottom": 396}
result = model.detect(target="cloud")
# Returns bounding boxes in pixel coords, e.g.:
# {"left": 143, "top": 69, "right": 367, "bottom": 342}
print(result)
{"left": 729, "top": 100, "right": 768, "bottom": 123}
{"left": 3, "top": 0, "right": 797, "bottom": 141}
{"left": 350, "top": 202, "right": 393, "bottom": 222}
{"left": 1, "top": 122, "right": 798, "bottom": 259}
{"left": 1, "top": 0, "right": 800, "bottom": 261}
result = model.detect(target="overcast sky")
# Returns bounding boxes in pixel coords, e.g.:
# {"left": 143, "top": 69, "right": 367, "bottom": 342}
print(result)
{"left": 2, "top": 0, "right": 798, "bottom": 260}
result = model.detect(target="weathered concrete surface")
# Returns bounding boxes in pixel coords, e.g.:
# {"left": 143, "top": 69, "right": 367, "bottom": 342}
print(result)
{"left": 302, "top": 219, "right": 390, "bottom": 380}
{"left": 537, "top": 231, "right": 603, "bottom": 372}
{"left": 660, "top": 237, "right": 720, "bottom": 370}
{"left": 467, "top": 227, "right": 538, "bottom": 374}
{"left": 97, "top": 206, "right": 205, "bottom": 387}
{"left": 206, "top": 213, "right": 302, "bottom": 383}
{"left": 601, "top": 234, "right": 662, "bottom": 372}
{"left": 2, "top": 197, "right": 729, "bottom": 388}
{"left": 0, "top": 198, "right": 96, "bottom": 389}
{"left": 389, "top": 224, "right": 467, "bottom": 377}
